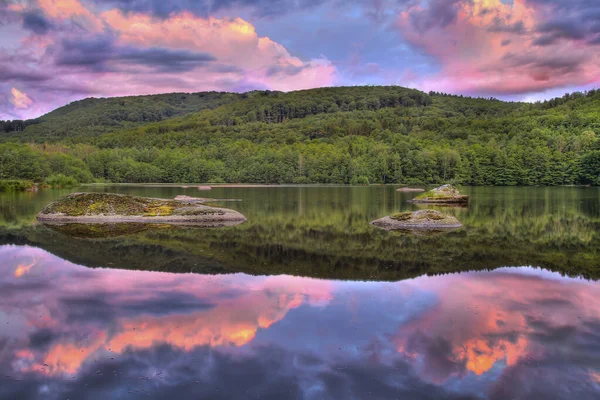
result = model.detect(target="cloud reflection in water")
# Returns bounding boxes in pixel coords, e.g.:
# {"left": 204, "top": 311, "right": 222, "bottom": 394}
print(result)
{"left": 1, "top": 245, "right": 599, "bottom": 399}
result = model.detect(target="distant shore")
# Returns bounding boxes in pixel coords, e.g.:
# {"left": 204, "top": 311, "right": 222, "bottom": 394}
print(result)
{"left": 79, "top": 183, "right": 596, "bottom": 188}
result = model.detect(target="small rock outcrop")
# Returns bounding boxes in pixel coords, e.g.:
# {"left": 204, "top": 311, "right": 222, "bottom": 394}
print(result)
{"left": 37, "top": 192, "right": 246, "bottom": 225}
{"left": 397, "top": 187, "right": 425, "bottom": 192}
{"left": 371, "top": 209, "right": 462, "bottom": 231}
{"left": 408, "top": 184, "right": 469, "bottom": 204}
{"left": 174, "top": 195, "right": 210, "bottom": 203}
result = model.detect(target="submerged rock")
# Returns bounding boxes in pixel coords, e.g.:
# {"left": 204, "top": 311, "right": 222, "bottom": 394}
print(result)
{"left": 37, "top": 192, "right": 246, "bottom": 225}
{"left": 43, "top": 222, "right": 156, "bottom": 238}
{"left": 174, "top": 195, "right": 242, "bottom": 203}
{"left": 408, "top": 184, "right": 469, "bottom": 204}
{"left": 396, "top": 187, "right": 425, "bottom": 192}
{"left": 371, "top": 209, "right": 462, "bottom": 231}
{"left": 174, "top": 195, "right": 211, "bottom": 203}
{"left": 43, "top": 221, "right": 242, "bottom": 239}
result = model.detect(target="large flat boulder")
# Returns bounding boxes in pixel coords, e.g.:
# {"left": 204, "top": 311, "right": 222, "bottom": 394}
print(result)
{"left": 37, "top": 192, "right": 246, "bottom": 225}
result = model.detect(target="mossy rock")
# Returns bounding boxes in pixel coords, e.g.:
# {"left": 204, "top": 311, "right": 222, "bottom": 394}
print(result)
{"left": 371, "top": 209, "right": 462, "bottom": 231}
{"left": 409, "top": 184, "right": 469, "bottom": 204}
{"left": 391, "top": 210, "right": 447, "bottom": 221}
{"left": 390, "top": 211, "right": 413, "bottom": 221}
{"left": 37, "top": 192, "right": 246, "bottom": 225}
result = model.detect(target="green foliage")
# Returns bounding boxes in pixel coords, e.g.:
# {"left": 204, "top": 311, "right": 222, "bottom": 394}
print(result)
{"left": 44, "top": 174, "right": 79, "bottom": 188}
{"left": 1, "top": 86, "right": 600, "bottom": 185}
{"left": 0, "top": 179, "right": 34, "bottom": 192}
{"left": 0, "top": 143, "right": 93, "bottom": 183}
{"left": 0, "top": 143, "right": 49, "bottom": 181}
{"left": 579, "top": 151, "right": 600, "bottom": 185}
{"left": 0, "top": 92, "right": 238, "bottom": 141}
{"left": 350, "top": 176, "right": 370, "bottom": 185}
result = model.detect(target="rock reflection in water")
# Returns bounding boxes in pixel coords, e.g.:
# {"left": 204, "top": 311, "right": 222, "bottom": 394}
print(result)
{"left": 1, "top": 245, "right": 600, "bottom": 399}
{"left": 43, "top": 221, "right": 244, "bottom": 239}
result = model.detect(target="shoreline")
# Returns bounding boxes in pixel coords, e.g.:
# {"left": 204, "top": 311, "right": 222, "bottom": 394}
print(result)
{"left": 79, "top": 183, "right": 596, "bottom": 188}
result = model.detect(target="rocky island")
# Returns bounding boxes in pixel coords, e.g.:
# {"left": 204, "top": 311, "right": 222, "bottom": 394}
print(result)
{"left": 408, "top": 184, "right": 469, "bottom": 204}
{"left": 371, "top": 209, "right": 462, "bottom": 231}
{"left": 37, "top": 193, "right": 246, "bottom": 226}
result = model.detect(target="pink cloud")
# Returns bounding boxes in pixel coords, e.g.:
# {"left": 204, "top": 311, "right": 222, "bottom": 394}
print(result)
{"left": 100, "top": 11, "right": 336, "bottom": 92}
{"left": 2, "top": 246, "right": 334, "bottom": 376}
{"left": 38, "top": 0, "right": 103, "bottom": 31}
{"left": 10, "top": 87, "right": 32, "bottom": 109}
{"left": 394, "top": 269, "right": 600, "bottom": 383}
{"left": 1, "top": 0, "right": 337, "bottom": 119}
{"left": 396, "top": 0, "right": 600, "bottom": 96}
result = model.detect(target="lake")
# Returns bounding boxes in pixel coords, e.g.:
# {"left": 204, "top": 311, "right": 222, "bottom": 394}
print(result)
{"left": 1, "top": 185, "right": 599, "bottom": 399}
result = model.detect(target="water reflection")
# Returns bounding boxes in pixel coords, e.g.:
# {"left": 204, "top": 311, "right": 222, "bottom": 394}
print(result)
{"left": 0, "top": 186, "right": 599, "bottom": 281}
{"left": 2, "top": 245, "right": 600, "bottom": 399}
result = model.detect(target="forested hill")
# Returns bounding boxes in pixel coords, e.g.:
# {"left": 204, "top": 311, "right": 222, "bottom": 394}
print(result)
{"left": 0, "top": 86, "right": 599, "bottom": 186}
{"left": 1, "top": 86, "right": 429, "bottom": 140}
{"left": 0, "top": 91, "right": 240, "bottom": 140}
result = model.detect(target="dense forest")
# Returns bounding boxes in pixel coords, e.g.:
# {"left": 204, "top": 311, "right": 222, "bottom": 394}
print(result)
{"left": 1, "top": 86, "right": 599, "bottom": 185}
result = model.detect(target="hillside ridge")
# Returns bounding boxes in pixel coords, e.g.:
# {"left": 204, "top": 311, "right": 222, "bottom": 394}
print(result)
{"left": 0, "top": 86, "right": 598, "bottom": 186}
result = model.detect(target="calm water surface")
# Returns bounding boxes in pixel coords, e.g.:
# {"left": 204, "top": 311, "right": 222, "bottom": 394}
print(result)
{"left": 1, "top": 186, "right": 599, "bottom": 399}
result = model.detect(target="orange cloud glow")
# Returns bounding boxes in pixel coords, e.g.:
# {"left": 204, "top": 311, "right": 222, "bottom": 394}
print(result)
{"left": 39, "top": 0, "right": 102, "bottom": 30}
{"left": 14, "top": 273, "right": 332, "bottom": 376}
{"left": 14, "top": 259, "right": 37, "bottom": 278}
{"left": 41, "top": 333, "right": 107, "bottom": 375}
{"left": 394, "top": 270, "right": 600, "bottom": 381}
{"left": 461, "top": 337, "right": 527, "bottom": 375}
{"left": 10, "top": 88, "right": 33, "bottom": 109}
{"left": 99, "top": 10, "right": 336, "bottom": 92}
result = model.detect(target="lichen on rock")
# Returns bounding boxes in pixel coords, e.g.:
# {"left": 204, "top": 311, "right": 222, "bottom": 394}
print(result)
{"left": 37, "top": 192, "right": 246, "bottom": 225}
{"left": 409, "top": 184, "right": 469, "bottom": 204}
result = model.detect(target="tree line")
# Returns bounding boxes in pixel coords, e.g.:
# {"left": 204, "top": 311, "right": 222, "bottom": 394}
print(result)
{"left": 0, "top": 86, "right": 599, "bottom": 185}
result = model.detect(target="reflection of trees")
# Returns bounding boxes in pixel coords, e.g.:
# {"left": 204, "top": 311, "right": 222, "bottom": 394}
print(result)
{"left": 2, "top": 211, "right": 597, "bottom": 281}
{"left": 0, "top": 187, "right": 599, "bottom": 281}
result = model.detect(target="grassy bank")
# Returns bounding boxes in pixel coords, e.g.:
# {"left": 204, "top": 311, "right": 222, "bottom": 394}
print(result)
{"left": 0, "top": 180, "right": 35, "bottom": 192}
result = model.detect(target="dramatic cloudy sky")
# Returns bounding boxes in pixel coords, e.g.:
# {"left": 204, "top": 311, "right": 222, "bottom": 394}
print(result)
{"left": 1, "top": 0, "right": 600, "bottom": 119}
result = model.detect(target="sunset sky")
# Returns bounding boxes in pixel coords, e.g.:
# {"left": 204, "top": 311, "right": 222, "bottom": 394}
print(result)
{"left": 1, "top": 0, "right": 599, "bottom": 119}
